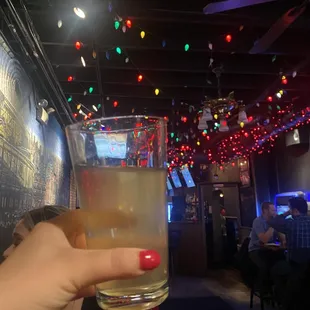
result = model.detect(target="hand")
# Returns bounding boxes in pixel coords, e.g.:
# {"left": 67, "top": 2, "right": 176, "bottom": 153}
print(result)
{"left": 283, "top": 209, "right": 292, "bottom": 217}
{"left": 0, "top": 210, "right": 161, "bottom": 310}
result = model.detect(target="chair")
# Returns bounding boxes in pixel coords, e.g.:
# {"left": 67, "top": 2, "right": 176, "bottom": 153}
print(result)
{"left": 236, "top": 237, "right": 275, "bottom": 310}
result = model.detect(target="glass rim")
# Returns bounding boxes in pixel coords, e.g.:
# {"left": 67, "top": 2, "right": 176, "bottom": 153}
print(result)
{"left": 66, "top": 115, "right": 167, "bottom": 133}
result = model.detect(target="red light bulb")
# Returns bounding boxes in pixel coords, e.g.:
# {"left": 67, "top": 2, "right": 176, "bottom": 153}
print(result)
{"left": 113, "top": 101, "right": 118, "bottom": 107}
{"left": 281, "top": 78, "right": 288, "bottom": 85}
{"left": 267, "top": 96, "right": 273, "bottom": 102}
{"left": 137, "top": 74, "right": 143, "bottom": 82}
{"left": 126, "top": 20, "right": 132, "bottom": 28}
{"left": 75, "top": 41, "right": 82, "bottom": 50}
{"left": 225, "top": 34, "right": 232, "bottom": 43}
{"left": 67, "top": 76, "right": 74, "bottom": 82}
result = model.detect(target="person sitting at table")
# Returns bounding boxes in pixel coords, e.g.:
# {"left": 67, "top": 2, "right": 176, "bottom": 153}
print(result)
{"left": 248, "top": 202, "right": 285, "bottom": 292}
{"left": 268, "top": 197, "right": 310, "bottom": 309}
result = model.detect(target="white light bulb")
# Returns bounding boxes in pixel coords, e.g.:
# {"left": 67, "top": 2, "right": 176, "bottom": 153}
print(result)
{"left": 73, "top": 7, "right": 86, "bottom": 19}
{"left": 81, "top": 56, "right": 86, "bottom": 67}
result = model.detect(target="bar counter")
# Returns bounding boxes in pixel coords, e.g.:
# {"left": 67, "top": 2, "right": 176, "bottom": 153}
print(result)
{"left": 169, "top": 220, "right": 207, "bottom": 277}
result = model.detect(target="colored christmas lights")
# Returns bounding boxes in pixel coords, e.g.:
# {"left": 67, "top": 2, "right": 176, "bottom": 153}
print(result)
{"left": 225, "top": 34, "right": 232, "bottom": 43}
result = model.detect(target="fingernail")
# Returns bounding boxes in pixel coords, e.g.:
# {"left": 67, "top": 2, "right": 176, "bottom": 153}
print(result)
{"left": 139, "top": 250, "right": 161, "bottom": 270}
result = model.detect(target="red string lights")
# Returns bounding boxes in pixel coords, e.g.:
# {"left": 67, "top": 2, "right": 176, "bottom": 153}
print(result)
{"left": 225, "top": 34, "right": 232, "bottom": 43}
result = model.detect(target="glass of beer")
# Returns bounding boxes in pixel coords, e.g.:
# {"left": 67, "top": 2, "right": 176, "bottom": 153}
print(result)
{"left": 66, "top": 116, "right": 168, "bottom": 310}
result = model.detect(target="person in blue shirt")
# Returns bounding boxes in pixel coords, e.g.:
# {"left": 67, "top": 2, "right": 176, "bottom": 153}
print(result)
{"left": 248, "top": 202, "right": 285, "bottom": 292}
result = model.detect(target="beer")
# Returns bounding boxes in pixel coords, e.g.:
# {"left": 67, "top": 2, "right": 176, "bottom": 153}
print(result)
{"left": 75, "top": 166, "right": 168, "bottom": 309}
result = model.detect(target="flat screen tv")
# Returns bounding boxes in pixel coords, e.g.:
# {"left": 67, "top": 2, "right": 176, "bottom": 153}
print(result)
{"left": 181, "top": 167, "right": 195, "bottom": 188}
{"left": 170, "top": 169, "right": 182, "bottom": 188}
{"left": 167, "top": 177, "right": 173, "bottom": 190}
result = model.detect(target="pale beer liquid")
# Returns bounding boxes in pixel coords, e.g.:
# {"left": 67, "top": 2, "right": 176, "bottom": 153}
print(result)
{"left": 75, "top": 166, "right": 168, "bottom": 308}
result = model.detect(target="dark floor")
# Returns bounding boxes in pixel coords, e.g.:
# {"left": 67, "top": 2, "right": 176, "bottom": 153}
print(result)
{"left": 169, "top": 269, "right": 270, "bottom": 310}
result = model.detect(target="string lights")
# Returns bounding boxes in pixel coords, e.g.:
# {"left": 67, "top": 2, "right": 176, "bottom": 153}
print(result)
{"left": 73, "top": 7, "right": 86, "bottom": 19}
{"left": 62, "top": 3, "right": 309, "bottom": 173}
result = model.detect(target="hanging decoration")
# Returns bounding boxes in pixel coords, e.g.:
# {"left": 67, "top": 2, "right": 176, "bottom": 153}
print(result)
{"left": 198, "top": 66, "right": 241, "bottom": 132}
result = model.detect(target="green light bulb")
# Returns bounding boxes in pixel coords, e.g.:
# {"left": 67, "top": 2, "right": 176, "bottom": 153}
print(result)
{"left": 114, "top": 21, "right": 120, "bottom": 30}
{"left": 89, "top": 87, "right": 94, "bottom": 94}
{"left": 67, "top": 96, "right": 72, "bottom": 102}
{"left": 184, "top": 44, "right": 190, "bottom": 52}
{"left": 170, "top": 132, "right": 175, "bottom": 138}
{"left": 176, "top": 138, "right": 179, "bottom": 142}
{"left": 116, "top": 47, "right": 122, "bottom": 55}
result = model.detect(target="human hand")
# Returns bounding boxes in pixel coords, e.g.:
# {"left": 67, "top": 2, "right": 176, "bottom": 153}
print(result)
{"left": 0, "top": 210, "right": 161, "bottom": 310}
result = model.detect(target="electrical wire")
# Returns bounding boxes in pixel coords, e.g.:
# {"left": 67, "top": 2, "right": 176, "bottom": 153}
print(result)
{"left": 19, "top": 0, "right": 75, "bottom": 123}
{"left": 4, "top": 0, "right": 75, "bottom": 124}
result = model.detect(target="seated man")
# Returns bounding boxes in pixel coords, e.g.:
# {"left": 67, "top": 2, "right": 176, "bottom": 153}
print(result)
{"left": 248, "top": 202, "right": 284, "bottom": 290}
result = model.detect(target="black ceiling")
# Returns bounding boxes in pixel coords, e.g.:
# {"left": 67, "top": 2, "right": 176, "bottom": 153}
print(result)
{"left": 2, "top": 0, "right": 310, "bottom": 157}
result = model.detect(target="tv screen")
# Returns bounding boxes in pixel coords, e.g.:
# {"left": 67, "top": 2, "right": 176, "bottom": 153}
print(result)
{"left": 181, "top": 167, "right": 195, "bottom": 188}
{"left": 170, "top": 169, "right": 182, "bottom": 188}
{"left": 94, "top": 133, "right": 127, "bottom": 159}
{"left": 277, "top": 205, "right": 290, "bottom": 215}
{"left": 167, "top": 177, "right": 173, "bottom": 190}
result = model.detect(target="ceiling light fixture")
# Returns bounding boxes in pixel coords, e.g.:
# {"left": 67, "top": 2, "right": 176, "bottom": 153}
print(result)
{"left": 73, "top": 7, "right": 86, "bottom": 19}
{"left": 81, "top": 56, "right": 86, "bottom": 67}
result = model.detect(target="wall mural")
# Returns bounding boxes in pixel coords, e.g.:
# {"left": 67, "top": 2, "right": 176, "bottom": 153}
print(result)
{"left": 0, "top": 35, "right": 70, "bottom": 254}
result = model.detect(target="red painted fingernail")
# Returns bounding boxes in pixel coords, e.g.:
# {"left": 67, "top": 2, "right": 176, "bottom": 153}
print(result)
{"left": 139, "top": 250, "right": 161, "bottom": 270}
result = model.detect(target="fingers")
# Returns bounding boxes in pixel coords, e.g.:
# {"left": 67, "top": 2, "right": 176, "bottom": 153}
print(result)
{"left": 68, "top": 248, "right": 161, "bottom": 290}
{"left": 75, "top": 286, "right": 95, "bottom": 299}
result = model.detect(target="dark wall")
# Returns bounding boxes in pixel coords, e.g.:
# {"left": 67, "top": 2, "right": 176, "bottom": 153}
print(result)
{"left": 251, "top": 152, "right": 278, "bottom": 216}
{"left": 275, "top": 127, "right": 310, "bottom": 193}
{"left": 251, "top": 126, "right": 310, "bottom": 216}
{"left": 0, "top": 36, "right": 70, "bottom": 254}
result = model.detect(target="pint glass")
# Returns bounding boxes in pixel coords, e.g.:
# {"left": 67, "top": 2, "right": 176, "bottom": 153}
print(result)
{"left": 66, "top": 116, "right": 168, "bottom": 309}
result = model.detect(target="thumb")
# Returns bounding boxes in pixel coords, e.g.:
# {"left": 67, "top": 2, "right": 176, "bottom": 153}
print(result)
{"left": 67, "top": 248, "right": 161, "bottom": 290}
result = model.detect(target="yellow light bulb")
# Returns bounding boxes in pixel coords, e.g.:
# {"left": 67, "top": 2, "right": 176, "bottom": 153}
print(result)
{"left": 77, "top": 104, "right": 81, "bottom": 110}
{"left": 140, "top": 31, "right": 146, "bottom": 39}
{"left": 155, "top": 88, "right": 159, "bottom": 95}
{"left": 279, "top": 90, "right": 284, "bottom": 95}
{"left": 214, "top": 114, "right": 218, "bottom": 120}
{"left": 240, "top": 122, "right": 245, "bottom": 128}
{"left": 197, "top": 141, "right": 200, "bottom": 146}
